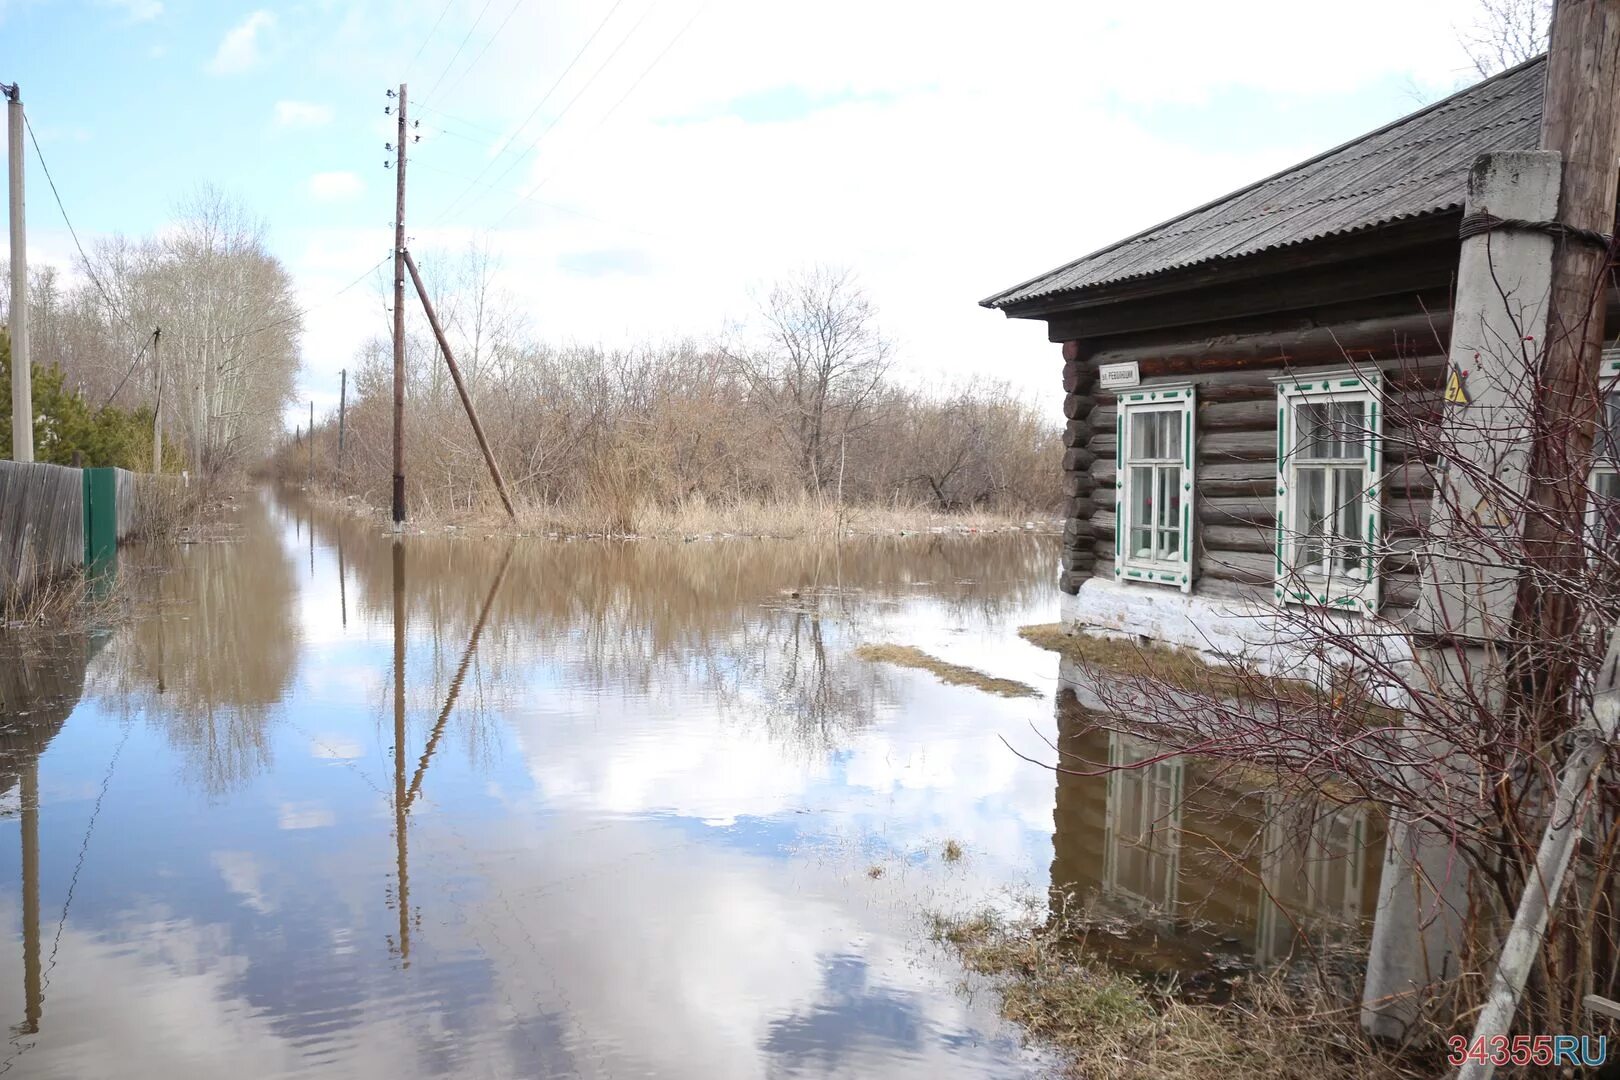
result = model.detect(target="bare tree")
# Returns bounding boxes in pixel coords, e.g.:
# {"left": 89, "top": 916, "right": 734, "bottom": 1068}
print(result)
{"left": 732, "top": 266, "right": 893, "bottom": 496}
{"left": 1459, "top": 0, "right": 1552, "bottom": 77}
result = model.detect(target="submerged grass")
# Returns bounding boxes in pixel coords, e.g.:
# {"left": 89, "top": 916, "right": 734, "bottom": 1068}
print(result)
{"left": 853, "top": 643, "right": 1040, "bottom": 699}
{"left": 930, "top": 907, "right": 1432, "bottom": 1080}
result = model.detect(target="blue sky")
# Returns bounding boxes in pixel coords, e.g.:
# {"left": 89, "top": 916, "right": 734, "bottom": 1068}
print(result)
{"left": 3, "top": 0, "right": 1501, "bottom": 422}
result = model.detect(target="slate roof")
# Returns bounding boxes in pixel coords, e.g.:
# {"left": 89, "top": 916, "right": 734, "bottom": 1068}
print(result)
{"left": 982, "top": 56, "right": 1545, "bottom": 310}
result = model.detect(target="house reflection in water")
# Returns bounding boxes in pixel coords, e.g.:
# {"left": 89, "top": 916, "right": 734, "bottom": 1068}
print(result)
{"left": 1050, "top": 685, "right": 1383, "bottom": 973}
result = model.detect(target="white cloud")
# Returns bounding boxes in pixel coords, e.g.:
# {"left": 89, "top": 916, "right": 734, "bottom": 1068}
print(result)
{"left": 273, "top": 100, "right": 334, "bottom": 130}
{"left": 207, "top": 9, "right": 274, "bottom": 75}
{"left": 282, "top": 0, "right": 1496, "bottom": 419}
{"left": 307, "top": 171, "right": 364, "bottom": 202}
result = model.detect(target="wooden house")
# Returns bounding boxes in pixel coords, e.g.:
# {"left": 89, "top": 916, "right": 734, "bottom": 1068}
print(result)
{"left": 983, "top": 57, "right": 1619, "bottom": 670}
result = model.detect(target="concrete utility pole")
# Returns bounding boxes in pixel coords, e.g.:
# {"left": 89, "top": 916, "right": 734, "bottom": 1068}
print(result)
{"left": 6, "top": 81, "right": 31, "bottom": 463}
{"left": 391, "top": 83, "right": 408, "bottom": 528}
{"left": 151, "top": 328, "right": 162, "bottom": 474}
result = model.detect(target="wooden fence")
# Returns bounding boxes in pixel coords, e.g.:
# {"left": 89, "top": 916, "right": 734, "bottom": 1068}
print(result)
{"left": 0, "top": 461, "right": 85, "bottom": 600}
{"left": 1, "top": 462, "right": 169, "bottom": 604}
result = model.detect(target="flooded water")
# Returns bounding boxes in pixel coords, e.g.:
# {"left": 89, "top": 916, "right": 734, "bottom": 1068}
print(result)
{"left": 0, "top": 490, "right": 1380, "bottom": 1078}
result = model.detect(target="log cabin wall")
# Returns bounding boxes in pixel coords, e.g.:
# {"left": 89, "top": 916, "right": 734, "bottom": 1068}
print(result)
{"left": 1054, "top": 296, "right": 1453, "bottom": 621}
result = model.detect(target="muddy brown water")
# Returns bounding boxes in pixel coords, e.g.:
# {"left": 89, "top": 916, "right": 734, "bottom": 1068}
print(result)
{"left": 0, "top": 490, "right": 1379, "bottom": 1078}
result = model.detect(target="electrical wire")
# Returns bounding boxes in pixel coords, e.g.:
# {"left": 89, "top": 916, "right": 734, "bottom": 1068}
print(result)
{"left": 237, "top": 255, "right": 393, "bottom": 340}
{"left": 404, "top": 0, "right": 457, "bottom": 80}
{"left": 492, "top": 0, "right": 709, "bottom": 227}
{"left": 428, "top": 0, "right": 524, "bottom": 104}
{"left": 456, "top": 0, "right": 656, "bottom": 214}
{"left": 426, "top": 0, "right": 631, "bottom": 224}
{"left": 422, "top": 0, "right": 497, "bottom": 102}
{"left": 23, "top": 113, "right": 136, "bottom": 335}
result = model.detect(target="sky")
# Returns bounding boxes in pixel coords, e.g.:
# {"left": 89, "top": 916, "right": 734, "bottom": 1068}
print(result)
{"left": 1, "top": 0, "right": 1504, "bottom": 425}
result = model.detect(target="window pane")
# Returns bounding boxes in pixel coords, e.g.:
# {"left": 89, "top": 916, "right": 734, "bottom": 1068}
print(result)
{"left": 1164, "top": 411, "right": 1182, "bottom": 462}
{"left": 1129, "top": 413, "right": 1156, "bottom": 460}
{"left": 1334, "top": 466, "right": 1365, "bottom": 573}
{"left": 1159, "top": 467, "right": 1182, "bottom": 559}
{"left": 1130, "top": 466, "right": 1154, "bottom": 558}
{"left": 1596, "top": 469, "right": 1620, "bottom": 548}
{"left": 1296, "top": 403, "right": 1329, "bottom": 459}
{"left": 1602, "top": 393, "right": 1620, "bottom": 463}
{"left": 1330, "top": 402, "right": 1366, "bottom": 459}
{"left": 1294, "top": 400, "right": 1367, "bottom": 460}
{"left": 1295, "top": 467, "right": 1326, "bottom": 571}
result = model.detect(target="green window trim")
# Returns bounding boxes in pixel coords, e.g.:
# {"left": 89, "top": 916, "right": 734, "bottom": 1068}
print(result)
{"left": 1272, "top": 373, "right": 1383, "bottom": 618}
{"left": 1114, "top": 386, "right": 1197, "bottom": 595}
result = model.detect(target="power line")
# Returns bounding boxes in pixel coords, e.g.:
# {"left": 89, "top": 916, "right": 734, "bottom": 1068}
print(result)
{"left": 404, "top": 0, "right": 457, "bottom": 79}
{"left": 428, "top": 0, "right": 524, "bottom": 104}
{"left": 422, "top": 0, "right": 497, "bottom": 102}
{"left": 492, "top": 1, "right": 709, "bottom": 227}
{"left": 426, "top": 0, "right": 632, "bottom": 224}
{"left": 238, "top": 255, "right": 393, "bottom": 340}
{"left": 463, "top": 1, "right": 657, "bottom": 213}
{"left": 409, "top": 157, "right": 667, "bottom": 239}
{"left": 23, "top": 113, "right": 136, "bottom": 336}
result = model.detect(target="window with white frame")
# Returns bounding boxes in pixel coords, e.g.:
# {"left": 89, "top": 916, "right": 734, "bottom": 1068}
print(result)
{"left": 1114, "top": 386, "right": 1196, "bottom": 592}
{"left": 1593, "top": 352, "right": 1620, "bottom": 550}
{"left": 1274, "top": 374, "right": 1382, "bottom": 615}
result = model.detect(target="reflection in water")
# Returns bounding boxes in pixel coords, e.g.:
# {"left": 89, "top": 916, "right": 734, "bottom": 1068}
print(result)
{"left": 0, "top": 491, "right": 1060, "bottom": 1078}
{"left": 0, "top": 496, "right": 1395, "bottom": 1076}
{"left": 1050, "top": 687, "right": 1383, "bottom": 973}
{"left": 0, "top": 634, "right": 101, "bottom": 1046}
{"left": 90, "top": 494, "right": 300, "bottom": 795}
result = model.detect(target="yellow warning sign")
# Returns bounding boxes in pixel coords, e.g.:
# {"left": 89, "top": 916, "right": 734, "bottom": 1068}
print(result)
{"left": 1445, "top": 366, "right": 1472, "bottom": 406}
{"left": 1471, "top": 492, "right": 1513, "bottom": 530}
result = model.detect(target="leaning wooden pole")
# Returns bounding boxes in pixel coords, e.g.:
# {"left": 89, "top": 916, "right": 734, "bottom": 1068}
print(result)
{"left": 401, "top": 248, "right": 517, "bottom": 520}
{"left": 1511, "top": 0, "right": 1620, "bottom": 718}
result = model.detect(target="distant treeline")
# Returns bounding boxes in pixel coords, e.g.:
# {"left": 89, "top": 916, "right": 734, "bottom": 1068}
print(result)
{"left": 276, "top": 258, "right": 1062, "bottom": 525}
{"left": 2, "top": 187, "right": 301, "bottom": 478}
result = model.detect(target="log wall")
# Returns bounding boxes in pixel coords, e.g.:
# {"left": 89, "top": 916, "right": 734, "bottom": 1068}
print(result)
{"left": 1056, "top": 304, "right": 1450, "bottom": 617}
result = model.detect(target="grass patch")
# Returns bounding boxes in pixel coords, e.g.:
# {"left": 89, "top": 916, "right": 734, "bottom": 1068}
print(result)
{"left": 930, "top": 907, "right": 1431, "bottom": 1080}
{"left": 854, "top": 643, "right": 1040, "bottom": 698}
{"left": 942, "top": 839, "right": 964, "bottom": 863}
{"left": 1017, "top": 624, "right": 1396, "bottom": 724}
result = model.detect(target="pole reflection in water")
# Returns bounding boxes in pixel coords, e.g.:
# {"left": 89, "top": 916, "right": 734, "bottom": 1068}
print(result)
{"left": 17, "top": 756, "right": 39, "bottom": 1037}
{"left": 390, "top": 537, "right": 411, "bottom": 967}
{"left": 408, "top": 544, "right": 511, "bottom": 809}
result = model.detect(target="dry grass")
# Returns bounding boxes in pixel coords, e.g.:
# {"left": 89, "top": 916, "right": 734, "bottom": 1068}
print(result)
{"left": 854, "top": 643, "right": 1040, "bottom": 698}
{"left": 941, "top": 839, "right": 965, "bottom": 863}
{"left": 2, "top": 573, "right": 92, "bottom": 630}
{"left": 931, "top": 907, "right": 1434, "bottom": 1080}
{"left": 306, "top": 483, "right": 1055, "bottom": 541}
{"left": 1016, "top": 623, "right": 1396, "bottom": 723}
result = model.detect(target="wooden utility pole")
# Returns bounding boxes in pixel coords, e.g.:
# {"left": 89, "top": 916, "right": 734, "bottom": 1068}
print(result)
{"left": 1512, "top": 0, "right": 1620, "bottom": 713}
{"left": 337, "top": 368, "right": 347, "bottom": 478}
{"left": 150, "top": 327, "right": 162, "bottom": 474}
{"left": 391, "top": 83, "right": 408, "bottom": 528}
{"left": 6, "top": 81, "right": 31, "bottom": 463}
{"left": 402, "top": 249, "right": 517, "bottom": 519}
{"left": 1460, "top": 5, "right": 1620, "bottom": 1075}
{"left": 307, "top": 399, "right": 314, "bottom": 485}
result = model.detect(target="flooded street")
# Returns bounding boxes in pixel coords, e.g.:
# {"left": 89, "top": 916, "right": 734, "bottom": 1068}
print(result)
{"left": 0, "top": 491, "right": 1377, "bottom": 1078}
